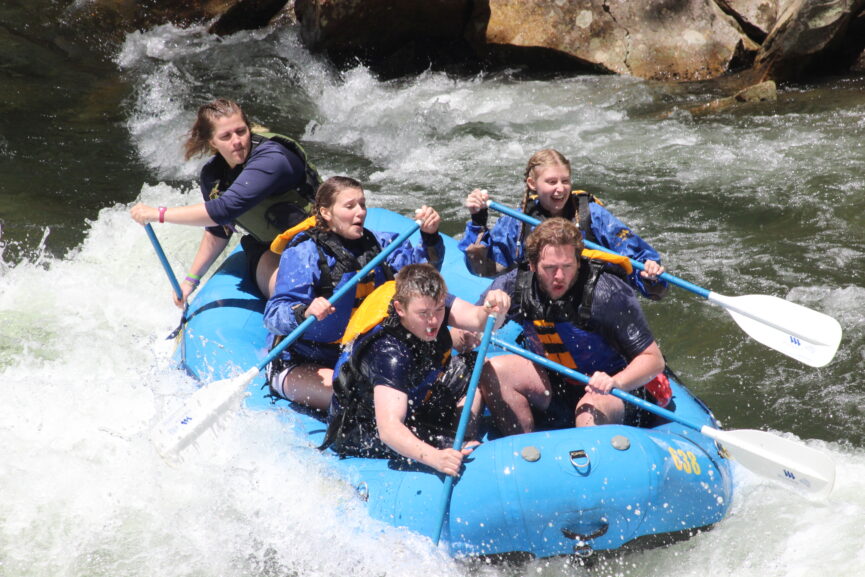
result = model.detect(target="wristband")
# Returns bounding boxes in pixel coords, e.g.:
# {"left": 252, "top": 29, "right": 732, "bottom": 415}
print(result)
{"left": 184, "top": 273, "right": 201, "bottom": 287}
{"left": 470, "top": 208, "right": 488, "bottom": 227}
{"left": 158, "top": 206, "right": 167, "bottom": 223}
{"left": 420, "top": 230, "right": 441, "bottom": 245}
{"left": 292, "top": 303, "right": 308, "bottom": 324}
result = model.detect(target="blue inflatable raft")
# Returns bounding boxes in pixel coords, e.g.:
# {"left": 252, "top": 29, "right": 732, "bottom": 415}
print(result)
{"left": 173, "top": 208, "right": 733, "bottom": 560}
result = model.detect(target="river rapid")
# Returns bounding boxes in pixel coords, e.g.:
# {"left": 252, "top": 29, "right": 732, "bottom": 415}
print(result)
{"left": 1, "top": 15, "right": 864, "bottom": 577}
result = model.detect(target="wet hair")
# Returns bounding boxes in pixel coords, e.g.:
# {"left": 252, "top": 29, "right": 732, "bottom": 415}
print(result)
{"left": 183, "top": 98, "right": 250, "bottom": 160}
{"left": 313, "top": 175, "right": 364, "bottom": 228}
{"left": 393, "top": 264, "right": 447, "bottom": 310}
{"left": 524, "top": 217, "right": 584, "bottom": 266}
{"left": 519, "top": 148, "right": 572, "bottom": 211}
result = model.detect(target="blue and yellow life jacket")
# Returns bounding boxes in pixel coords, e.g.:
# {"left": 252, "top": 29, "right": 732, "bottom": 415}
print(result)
{"left": 513, "top": 250, "right": 631, "bottom": 374}
{"left": 516, "top": 190, "right": 599, "bottom": 262}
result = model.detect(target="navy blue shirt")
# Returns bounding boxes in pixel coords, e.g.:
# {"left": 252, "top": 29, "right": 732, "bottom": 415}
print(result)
{"left": 199, "top": 139, "right": 306, "bottom": 238}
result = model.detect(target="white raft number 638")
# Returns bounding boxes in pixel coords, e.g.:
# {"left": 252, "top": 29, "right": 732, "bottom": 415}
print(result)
{"left": 668, "top": 447, "right": 702, "bottom": 475}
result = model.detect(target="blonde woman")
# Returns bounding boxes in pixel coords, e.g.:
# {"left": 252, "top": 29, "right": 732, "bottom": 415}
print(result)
{"left": 458, "top": 148, "right": 667, "bottom": 299}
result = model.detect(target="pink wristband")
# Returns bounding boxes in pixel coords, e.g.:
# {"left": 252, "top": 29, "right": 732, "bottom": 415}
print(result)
{"left": 158, "top": 206, "right": 167, "bottom": 223}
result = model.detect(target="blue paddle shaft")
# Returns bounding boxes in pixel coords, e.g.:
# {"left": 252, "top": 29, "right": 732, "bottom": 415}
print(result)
{"left": 452, "top": 314, "right": 496, "bottom": 452}
{"left": 486, "top": 201, "right": 710, "bottom": 299}
{"left": 257, "top": 222, "right": 421, "bottom": 371}
{"left": 144, "top": 223, "right": 183, "bottom": 300}
{"left": 434, "top": 313, "right": 497, "bottom": 546}
{"left": 489, "top": 336, "right": 704, "bottom": 435}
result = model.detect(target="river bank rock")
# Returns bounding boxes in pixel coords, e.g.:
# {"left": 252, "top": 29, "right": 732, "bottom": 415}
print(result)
{"left": 293, "top": 0, "right": 473, "bottom": 75}
{"left": 65, "top": 0, "right": 293, "bottom": 46}
{"left": 69, "top": 0, "right": 865, "bottom": 87}
{"left": 688, "top": 79, "right": 778, "bottom": 116}
{"left": 751, "top": 0, "right": 865, "bottom": 81}
{"left": 469, "top": 0, "right": 758, "bottom": 81}
{"left": 293, "top": 0, "right": 865, "bottom": 84}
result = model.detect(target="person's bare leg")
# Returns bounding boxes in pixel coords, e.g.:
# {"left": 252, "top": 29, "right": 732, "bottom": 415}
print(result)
{"left": 574, "top": 392, "right": 625, "bottom": 427}
{"left": 480, "top": 355, "right": 551, "bottom": 435}
{"left": 256, "top": 250, "right": 280, "bottom": 299}
{"left": 279, "top": 364, "right": 334, "bottom": 411}
{"left": 457, "top": 382, "right": 487, "bottom": 441}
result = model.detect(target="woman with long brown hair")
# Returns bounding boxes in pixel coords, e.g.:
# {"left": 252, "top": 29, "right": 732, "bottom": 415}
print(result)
{"left": 131, "top": 98, "right": 320, "bottom": 306}
{"left": 263, "top": 176, "right": 444, "bottom": 412}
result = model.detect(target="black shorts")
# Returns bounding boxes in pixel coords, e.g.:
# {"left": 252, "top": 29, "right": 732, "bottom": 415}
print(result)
{"left": 240, "top": 234, "right": 269, "bottom": 284}
{"left": 265, "top": 347, "right": 333, "bottom": 401}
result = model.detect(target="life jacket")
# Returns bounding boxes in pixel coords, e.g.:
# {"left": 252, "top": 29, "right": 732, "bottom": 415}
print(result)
{"left": 340, "top": 281, "right": 397, "bottom": 345}
{"left": 513, "top": 250, "right": 629, "bottom": 372}
{"left": 517, "top": 190, "right": 599, "bottom": 261}
{"left": 270, "top": 215, "right": 317, "bottom": 254}
{"left": 514, "top": 252, "right": 670, "bottom": 406}
{"left": 208, "top": 131, "right": 322, "bottom": 244}
{"left": 293, "top": 227, "right": 396, "bottom": 324}
{"left": 321, "top": 286, "right": 454, "bottom": 454}
{"left": 515, "top": 249, "right": 632, "bottom": 326}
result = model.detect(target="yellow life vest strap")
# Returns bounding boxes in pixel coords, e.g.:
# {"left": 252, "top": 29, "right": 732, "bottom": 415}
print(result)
{"left": 270, "top": 216, "right": 317, "bottom": 254}
{"left": 532, "top": 319, "right": 579, "bottom": 370}
{"left": 526, "top": 189, "right": 604, "bottom": 205}
{"left": 581, "top": 248, "right": 633, "bottom": 275}
{"left": 340, "top": 281, "right": 396, "bottom": 345}
{"left": 575, "top": 189, "right": 604, "bottom": 207}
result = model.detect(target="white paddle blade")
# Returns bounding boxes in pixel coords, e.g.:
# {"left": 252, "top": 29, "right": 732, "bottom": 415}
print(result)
{"left": 150, "top": 367, "right": 259, "bottom": 457}
{"left": 709, "top": 293, "right": 842, "bottom": 367}
{"left": 701, "top": 426, "right": 836, "bottom": 498}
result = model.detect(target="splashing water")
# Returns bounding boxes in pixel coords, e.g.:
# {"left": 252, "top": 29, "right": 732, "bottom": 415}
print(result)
{"left": 2, "top": 20, "right": 864, "bottom": 577}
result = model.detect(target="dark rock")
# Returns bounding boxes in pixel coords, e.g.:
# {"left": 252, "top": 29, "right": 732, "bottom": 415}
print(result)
{"left": 209, "top": 0, "right": 292, "bottom": 36}
{"left": 753, "top": 0, "right": 865, "bottom": 82}
{"left": 294, "top": 0, "right": 472, "bottom": 74}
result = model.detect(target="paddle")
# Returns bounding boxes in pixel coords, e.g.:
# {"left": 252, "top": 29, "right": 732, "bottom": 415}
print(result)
{"left": 143, "top": 224, "right": 188, "bottom": 341}
{"left": 433, "top": 313, "right": 497, "bottom": 546}
{"left": 150, "top": 220, "right": 422, "bottom": 457}
{"left": 486, "top": 200, "right": 842, "bottom": 368}
{"left": 490, "top": 336, "right": 836, "bottom": 498}
{"left": 144, "top": 224, "right": 183, "bottom": 301}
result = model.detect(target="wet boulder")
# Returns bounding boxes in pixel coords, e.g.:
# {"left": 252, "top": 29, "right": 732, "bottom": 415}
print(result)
{"left": 293, "top": 0, "right": 865, "bottom": 82}
{"left": 688, "top": 79, "right": 778, "bottom": 116}
{"left": 66, "top": 0, "right": 292, "bottom": 46}
{"left": 292, "top": 0, "right": 771, "bottom": 81}
{"left": 70, "top": 0, "right": 865, "bottom": 84}
{"left": 470, "top": 0, "right": 759, "bottom": 81}
{"left": 293, "top": 0, "right": 472, "bottom": 73}
{"left": 751, "top": 0, "right": 865, "bottom": 81}
{"left": 716, "top": 0, "right": 782, "bottom": 40}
